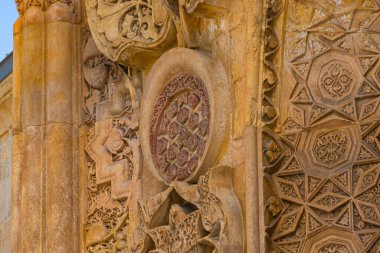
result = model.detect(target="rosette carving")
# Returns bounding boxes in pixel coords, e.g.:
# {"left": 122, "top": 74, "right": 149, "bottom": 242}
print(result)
{"left": 140, "top": 48, "right": 232, "bottom": 183}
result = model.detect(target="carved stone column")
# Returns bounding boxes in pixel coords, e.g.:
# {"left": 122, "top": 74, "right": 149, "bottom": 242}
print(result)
{"left": 12, "top": 1, "right": 82, "bottom": 252}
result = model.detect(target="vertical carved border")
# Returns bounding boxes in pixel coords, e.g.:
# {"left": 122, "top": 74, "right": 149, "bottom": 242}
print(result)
{"left": 260, "top": 0, "right": 284, "bottom": 251}
{"left": 261, "top": 0, "right": 283, "bottom": 127}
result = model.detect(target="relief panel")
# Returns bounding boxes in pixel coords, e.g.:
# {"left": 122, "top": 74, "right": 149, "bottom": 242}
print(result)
{"left": 83, "top": 30, "right": 243, "bottom": 252}
{"left": 263, "top": 0, "right": 380, "bottom": 252}
{"left": 82, "top": 29, "right": 142, "bottom": 252}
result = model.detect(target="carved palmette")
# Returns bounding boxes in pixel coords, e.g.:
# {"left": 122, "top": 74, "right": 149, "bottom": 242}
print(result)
{"left": 263, "top": 0, "right": 380, "bottom": 252}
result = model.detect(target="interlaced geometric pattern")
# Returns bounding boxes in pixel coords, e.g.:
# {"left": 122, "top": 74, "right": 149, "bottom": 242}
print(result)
{"left": 265, "top": 1, "right": 380, "bottom": 252}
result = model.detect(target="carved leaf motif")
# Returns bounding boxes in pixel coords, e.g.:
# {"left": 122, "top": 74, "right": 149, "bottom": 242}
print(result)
{"left": 291, "top": 61, "right": 311, "bottom": 80}
{"left": 336, "top": 38, "right": 352, "bottom": 51}
{"left": 362, "top": 0, "right": 378, "bottom": 9}
{"left": 332, "top": 170, "right": 352, "bottom": 195}
{"left": 309, "top": 38, "right": 329, "bottom": 56}
{"left": 264, "top": 139, "right": 282, "bottom": 164}
{"left": 339, "top": 102, "right": 356, "bottom": 119}
{"left": 357, "top": 56, "right": 378, "bottom": 74}
{"left": 306, "top": 209, "right": 326, "bottom": 235}
{"left": 359, "top": 80, "right": 379, "bottom": 97}
{"left": 306, "top": 175, "right": 324, "bottom": 200}
{"left": 266, "top": 196, "right": 283, "bottom": 216}
{"left": 276, "top": 239, "right": 302, "bottom": 253}
{"left": 279, "top": 157, "right": 303, "bottom": 174}
{"left": 334, "top": 204, "right": 353, "bottom": 229}
{"left": 309, "top": 105, "right": 329, "bottom": 124}
{"left": 282, "top": 118, "right": 303, "bottom": 132}
{"left": 354, "top": 165, "right": 380, "bottom": 196}
{"left": 355, "top": 229, "right": 380, "bottom": 250}
{"left": 273, "top": 208, "right": 304, "bottom": 240}
{"left": 318, "top": 243, "right": 352, "bottom": 253}
{"left": 360, "top": 98, "right": 380, "bottom": 120}
{"left": 309, "top": 192, "right": 350, "bottom": 212}
{"left": 336, "top": 13, "right": 353, "bottom": 30}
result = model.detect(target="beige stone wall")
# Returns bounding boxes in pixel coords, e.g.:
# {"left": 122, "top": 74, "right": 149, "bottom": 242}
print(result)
{"left": 0, "top": 73, "right": 12, "bottom": 253}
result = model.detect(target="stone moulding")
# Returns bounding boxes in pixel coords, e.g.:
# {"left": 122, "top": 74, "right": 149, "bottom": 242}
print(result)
{"left": 140, "top": 47, "right": 232, "bottom": 184}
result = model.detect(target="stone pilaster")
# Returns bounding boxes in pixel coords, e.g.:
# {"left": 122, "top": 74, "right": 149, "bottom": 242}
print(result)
{"left": 12, "top": 1, "right": 82, "bottom": 252}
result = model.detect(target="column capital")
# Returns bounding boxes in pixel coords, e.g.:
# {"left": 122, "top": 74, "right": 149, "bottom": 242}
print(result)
{"left": 14, "top": 0, "right": 82, "bottom": 27}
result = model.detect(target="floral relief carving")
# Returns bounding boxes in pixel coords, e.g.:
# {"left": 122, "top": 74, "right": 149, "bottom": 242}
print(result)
{"left": 136, "top": 167, "right": 243, "bottom": 253}
{"left": 264, "top": 0, "right": 380, "bottom": 252}
{"left": 84, "top": 34, "right": 141, "bottom": 200}
{"left": 119, "top": 2, "right": 165, "bottom": 42}
{"left": 83, "top": 31, "right": 142, "bottom": 252}
{"left": 85, "top": 0, "right": 176, "bottom": 66}
{"left": 263, "top": 138, "right": 282, "bottom": 165}
{"left": 85, "top": 0, "right": 231, "bottom": 67}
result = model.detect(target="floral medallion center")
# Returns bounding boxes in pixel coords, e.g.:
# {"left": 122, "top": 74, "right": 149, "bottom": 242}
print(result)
{"left": 319, "top": 60, "right": 354, "bottom": 99}
{"left": 313, "top": 130, "right": 348, "bottom": 166}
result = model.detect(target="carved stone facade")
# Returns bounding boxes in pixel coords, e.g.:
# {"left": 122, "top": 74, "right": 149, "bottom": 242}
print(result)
{"left": 7, "top": 0, "right": 380, "bottom": 252}
{"left": 82, "top": 23, "right": 242, "bottom": 252}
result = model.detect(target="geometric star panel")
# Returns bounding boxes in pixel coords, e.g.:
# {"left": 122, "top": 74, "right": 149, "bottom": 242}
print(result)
{"left": 264, "top": 0, "right": 380, "bottom": 252}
